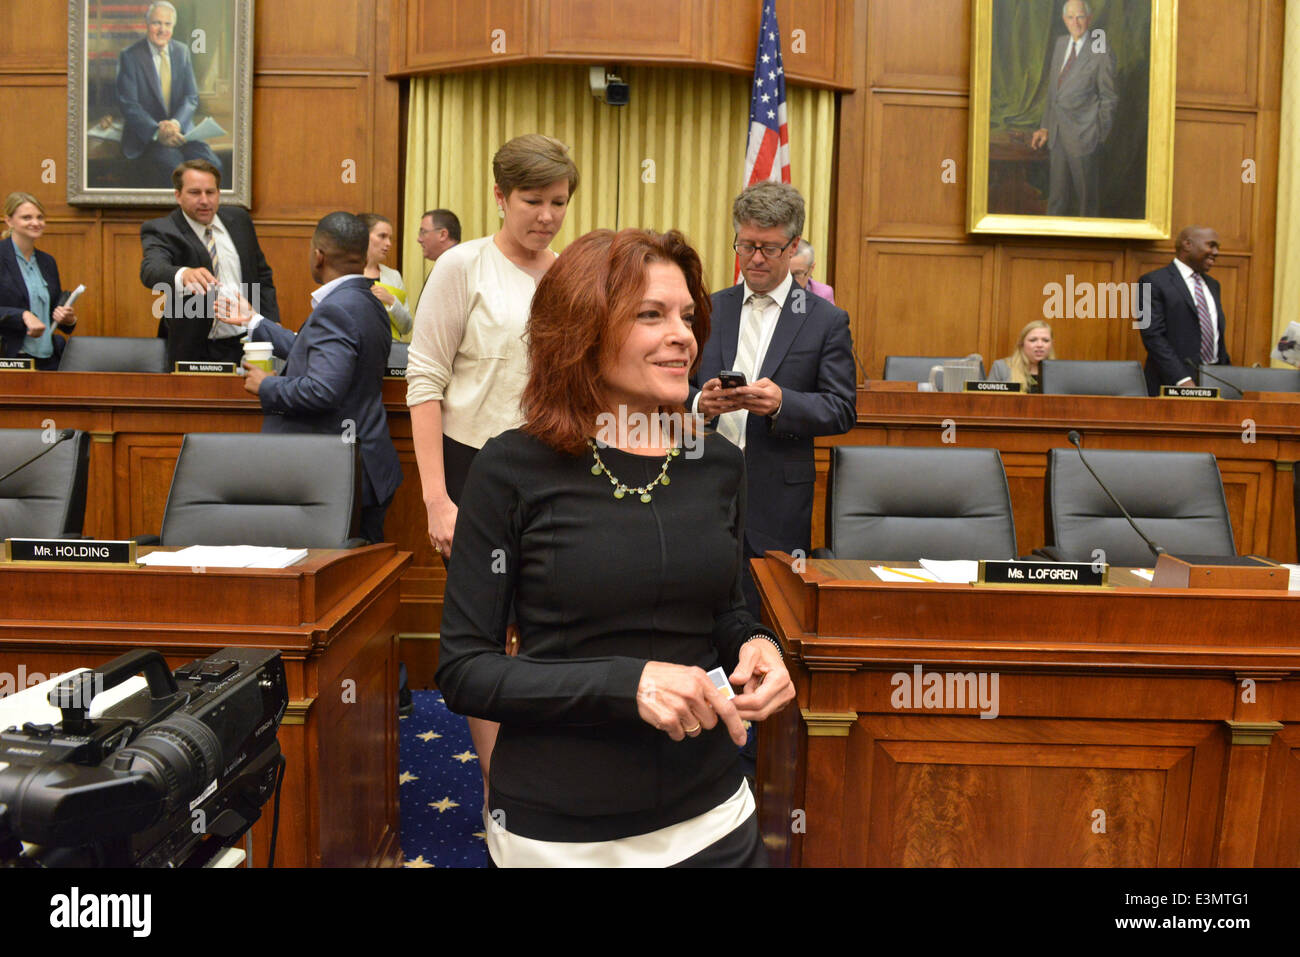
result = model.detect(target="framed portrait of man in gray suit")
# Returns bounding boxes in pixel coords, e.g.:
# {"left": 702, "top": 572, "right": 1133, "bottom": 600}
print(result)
{"left": 966, "top": 0, "right": 1176, "bottom": 239}
{"left": 67, "top": 0, "right": 252, "bottom": 207}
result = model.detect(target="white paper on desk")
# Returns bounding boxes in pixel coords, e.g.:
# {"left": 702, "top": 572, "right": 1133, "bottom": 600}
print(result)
{"left": 0, "top": 669, "right": 147, "bottom": 732}
{"left": 185, "top": 117, "right": 227, "bottom": 143}
{"left": 1283, "top": 564, "right": 1300, "bottom": 590}
{"left": 1130, "top": 568, "right": 1155, "bottom": 582}
{"left": 138, "top": 545, "right": 307, "bottom": 568}
{"left": 871, "top": 565, "right": 941, "bottom": 583}
{"left": 918, "top": 559, "right": 979, "bottom": 584}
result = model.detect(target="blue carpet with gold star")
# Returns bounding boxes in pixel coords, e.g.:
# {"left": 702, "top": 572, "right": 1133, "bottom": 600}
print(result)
{"left": 399, "top": 690, "right": 490, "bottom": 868}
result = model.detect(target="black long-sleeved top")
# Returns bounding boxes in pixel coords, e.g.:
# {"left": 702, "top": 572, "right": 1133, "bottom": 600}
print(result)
{"left": 435, "top": 427, "right": 776, "bottom": 842}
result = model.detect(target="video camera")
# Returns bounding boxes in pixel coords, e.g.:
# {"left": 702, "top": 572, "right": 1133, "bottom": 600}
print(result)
{"left": 0, "top": 647, "right": 287, "bottom": 867}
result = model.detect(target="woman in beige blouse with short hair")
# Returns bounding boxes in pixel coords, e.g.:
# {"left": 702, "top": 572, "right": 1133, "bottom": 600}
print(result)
{"left": 406, "top": 133, "right": 578, "bottom": 798}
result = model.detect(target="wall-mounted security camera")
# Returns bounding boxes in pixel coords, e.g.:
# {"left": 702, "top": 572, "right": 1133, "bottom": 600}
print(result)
{"left": 589, "top": 66, "right": 629, "bottom": 107}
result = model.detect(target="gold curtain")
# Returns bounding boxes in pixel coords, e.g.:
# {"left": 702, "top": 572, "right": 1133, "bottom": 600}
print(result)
{"left": 1272, "top": 1, "right": 1300, "bottom": 365}
{"left": 402, "top": 64, "right": 836, "bottom": 301}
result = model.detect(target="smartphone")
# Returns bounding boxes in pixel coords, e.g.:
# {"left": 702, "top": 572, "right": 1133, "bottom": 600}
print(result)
{"left": 718, "top": 370, "right": 747, "bottom": 390}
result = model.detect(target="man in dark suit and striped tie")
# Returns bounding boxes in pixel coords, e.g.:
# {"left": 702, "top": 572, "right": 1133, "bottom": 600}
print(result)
{"left": 139, "top": 159, "right": 279, "bottom": 366}
{"left": 1137, "top": 225, "right": 1230, "bottom": 395}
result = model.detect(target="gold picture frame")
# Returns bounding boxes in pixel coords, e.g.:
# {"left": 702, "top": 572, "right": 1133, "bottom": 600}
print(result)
{"left": 967, "top": 0, "right": 1177, "bottom": 239}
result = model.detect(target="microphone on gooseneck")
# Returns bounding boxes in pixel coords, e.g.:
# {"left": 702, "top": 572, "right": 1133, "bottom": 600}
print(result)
{"left": 1182, "top": 357, "right": 1238, "bottom": 395}
{"left": 1065, "top": 430, "right": 1165, "bottom": 561}
{"left": 0, "top": 430, "right": 76, "bottom": 486}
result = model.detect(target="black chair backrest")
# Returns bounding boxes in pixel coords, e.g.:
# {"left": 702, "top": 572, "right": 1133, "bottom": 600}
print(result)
{"left": 159, "top": 433, "right": 361, "bottom": 547}
{"left": 60, "top": 336, "right": 169, "bottom": 373}
{"left": 824, "top": 446, "right": 1018, "bottom": 561}
{"left": 1200, "top": 364, "right": 1300, "bottom": 400}
{"left": 881, "top": 355, "right": 985, "bottom": 382}
{"left": 0, "top": 429, "right": 91, "bottom": 539}
{"left": 387, "top": 340, "right": 409, "bottom": 369}
{"left": 1046, "top": 448, "right": 1236, "bottom": 565}
{"left": 1039, "top": 359, "right": 1146, "bottom": 396}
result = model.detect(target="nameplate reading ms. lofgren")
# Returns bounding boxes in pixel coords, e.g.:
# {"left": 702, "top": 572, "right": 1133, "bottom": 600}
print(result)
{"left": 964, "top": 380, "right": 1022, "bottom": 393}
{"left": 4, "top": 539, "right": 137, "bottom": 566}
{"left": 978, "top": 560, "right": 1106, "bottom": 587}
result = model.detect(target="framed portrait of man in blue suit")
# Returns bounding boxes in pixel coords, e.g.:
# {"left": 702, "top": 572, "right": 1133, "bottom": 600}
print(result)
{"left": 965, "top": 0, "right": 1177, "bottom": 240}
{"left": 67, "top": 0, "right": 252, "bottom": 207}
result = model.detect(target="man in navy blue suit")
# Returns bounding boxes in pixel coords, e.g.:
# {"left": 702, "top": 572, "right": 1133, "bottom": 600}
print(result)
{"left": 232, "top": 212, "right": 402, "bottom": 544}
{"left": 115, "top": 1, "right": 222, "bottom": 187}
{"left": 1138, "top": 225, "right": 1230, "bottom": 395}
{"left": 690, "top": 182, "right": 857, "bottom": 614}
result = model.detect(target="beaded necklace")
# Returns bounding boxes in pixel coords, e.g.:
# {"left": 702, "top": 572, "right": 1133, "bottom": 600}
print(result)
{"left": 588, "top": 439, "right": 680, "bottom": 503}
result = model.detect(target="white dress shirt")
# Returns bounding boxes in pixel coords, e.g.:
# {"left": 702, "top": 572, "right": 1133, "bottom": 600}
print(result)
{"left": 175, "top": 211, "right": 246, "bottom": 340}
{"left": 697, "top": 272, "right": 794, "bottom": 450}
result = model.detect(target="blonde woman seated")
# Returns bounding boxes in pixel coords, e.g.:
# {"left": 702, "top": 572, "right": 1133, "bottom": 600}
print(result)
{"left": 989, "top": 320, "right": 1054, "bottom": 393}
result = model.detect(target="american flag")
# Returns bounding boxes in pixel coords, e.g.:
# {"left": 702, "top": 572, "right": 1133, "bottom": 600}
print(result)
{"left": 743, "top": 1, "right": 791, "bottom": 188}
{"left": 736, "top": 1, "right": 790, "bottom": 281}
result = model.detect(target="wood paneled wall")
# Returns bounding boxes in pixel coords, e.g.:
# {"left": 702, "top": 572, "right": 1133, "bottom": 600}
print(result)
{"left": 835, "top": 0, "right": 1285, "bottom": 378}
{"left": 0, "top": 1, "right": 401, "bottom": 337}
{"left": 393, "top": 0, "right": 854, "bottom": 89}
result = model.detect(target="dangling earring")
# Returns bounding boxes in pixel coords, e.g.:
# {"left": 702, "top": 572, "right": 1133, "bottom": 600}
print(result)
{"left": 497, "top": 205, "right": 505, "bottom": 219}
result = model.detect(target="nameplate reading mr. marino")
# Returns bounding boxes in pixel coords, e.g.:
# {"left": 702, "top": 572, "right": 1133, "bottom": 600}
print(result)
{"left": 4, "top": 539, "right": 137, "bottom": 566}
{"left": 978, "top": 560, "right": 1106, "bottom": 587}
{"left": 1160, "top": 385, "right": 1220, "bottom": 399}
{"left": 964, "top": 380, "right": 1022, "bottom": 393}
{"left": 174, "top": 361, "right": 237, "bottom": 374}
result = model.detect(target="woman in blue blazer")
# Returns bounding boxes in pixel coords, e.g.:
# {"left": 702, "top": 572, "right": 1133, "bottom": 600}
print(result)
{"left": 0, "top": 192, "right": 77, "bottom": 369}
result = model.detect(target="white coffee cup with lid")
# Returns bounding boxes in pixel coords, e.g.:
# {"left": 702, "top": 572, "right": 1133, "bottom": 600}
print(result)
{"left": 243, "top": 340, "right": 273, "bottom": 373}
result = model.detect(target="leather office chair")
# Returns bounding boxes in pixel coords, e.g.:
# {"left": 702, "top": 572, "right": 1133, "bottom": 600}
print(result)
{"left": 1038, "top": 359, "right": 1147, "bottom": 396}
{"left": 387, "top": 341, "right": 409, "bottom": 369}
{"left": 155, "top": 433, "right": 364, "bottom": 547}
{"left": 1044, "top": 448, "right": 1236, "bottom": 566}
{"left": 814, "top": 446, "right": 1018, "bottom": 561}
{"left": 0, "top": 429, "right": 91, "bottom": 539}
{"left": 881, "top": 355, "right": 986, "bottom": 382}
{"left": 1199, "top": 364, "right": 1300, "bottom": 400}
{"left": 60, "top": 336, "right": 169, "bottom": 373}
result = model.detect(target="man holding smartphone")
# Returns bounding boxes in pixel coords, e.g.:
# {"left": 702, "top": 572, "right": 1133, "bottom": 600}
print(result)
{"left": 690, "top": 182, "right": 857, "bottom": 615}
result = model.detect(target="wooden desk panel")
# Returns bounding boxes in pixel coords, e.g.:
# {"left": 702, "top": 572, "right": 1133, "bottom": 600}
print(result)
{"left": 753, "top": 553, "right": 1300, "bottom": 868}
{"left": 0, "top": 546, "right": 410, "bottom": 867}
{"left": 813, "top": 386, "right": 1300, "bottom": 562}
{"left": 0, "top": 372, "right": 442, "bottom": 643}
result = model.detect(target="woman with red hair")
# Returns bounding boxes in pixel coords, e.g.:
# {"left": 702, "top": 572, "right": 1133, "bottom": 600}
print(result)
{"left": 436, "top": 228, "right": 794, "bottom": 867}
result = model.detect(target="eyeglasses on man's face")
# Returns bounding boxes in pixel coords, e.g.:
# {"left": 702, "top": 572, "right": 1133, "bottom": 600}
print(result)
{"left": 733, "top": 237, "right": 795, "bottom": 259}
